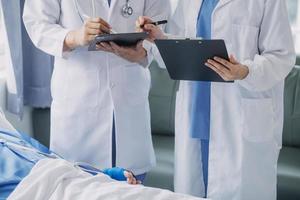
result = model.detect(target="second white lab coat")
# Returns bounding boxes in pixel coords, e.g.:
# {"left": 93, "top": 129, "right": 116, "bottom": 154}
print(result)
{"left": 155, "top": 0, "right": 296, "bottom": 199}
{"left": 23, "top": 0, "right": 169, "bottom": 175}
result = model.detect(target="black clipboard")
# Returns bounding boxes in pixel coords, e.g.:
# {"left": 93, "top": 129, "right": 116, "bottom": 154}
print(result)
{"left": 154, "top": 39, "right": 232, "bottom": 82}
{"left": 88, "top": 32, "right": 149, "bottom": 51}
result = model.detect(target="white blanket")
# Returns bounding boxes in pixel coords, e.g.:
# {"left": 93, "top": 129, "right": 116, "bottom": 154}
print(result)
{"left": 8, "top": 159, "right": 205, "bottom": 200}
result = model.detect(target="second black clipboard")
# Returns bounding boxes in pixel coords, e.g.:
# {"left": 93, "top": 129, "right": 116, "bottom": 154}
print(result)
{"left": 154, "top": 39, "right": 233, "bottom": 82}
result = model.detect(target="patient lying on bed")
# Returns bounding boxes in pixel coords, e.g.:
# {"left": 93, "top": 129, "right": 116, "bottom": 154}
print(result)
{"left": 0, "top": 127, "right": 140, "bottom": 199}
{"left": 0, "top": 110, "right": 203, "bottom": 200}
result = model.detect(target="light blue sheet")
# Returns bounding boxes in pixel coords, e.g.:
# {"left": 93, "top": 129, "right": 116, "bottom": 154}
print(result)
{"left": 0, "top": 129, "right": 127, "bottom": 199}
{"left": 0, "top": 129, "right": 53, "bottom": 199}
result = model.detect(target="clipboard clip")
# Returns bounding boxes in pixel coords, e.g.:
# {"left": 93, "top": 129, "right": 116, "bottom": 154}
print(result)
{"left": 184, "top": 38, "right": 202, "bottom": 44}
{"left": 175, "top": 38, "right": 193, "bottom": 43}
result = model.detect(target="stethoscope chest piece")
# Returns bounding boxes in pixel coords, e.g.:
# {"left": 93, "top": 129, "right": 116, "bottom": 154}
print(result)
{"left": 121, "top": 0, "right": 133, "bottom": 18}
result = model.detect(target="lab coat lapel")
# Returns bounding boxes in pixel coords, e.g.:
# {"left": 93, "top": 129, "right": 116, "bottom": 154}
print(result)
{"left": 186, "top": 0, "right": 202, "bottom": 37}
{"left": 108, "top": 0, "right": 117, "bottom": 20}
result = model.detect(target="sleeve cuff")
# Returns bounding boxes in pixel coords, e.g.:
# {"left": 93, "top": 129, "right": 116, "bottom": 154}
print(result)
{"left": 236, "top": 59, "right": 257, "bottom": 91}
{"left": 56, "top": 28, "right": 72, "bottom": 59}
{"left": 153, "top": 44, "right": 166, "bottom": 69}
{"left": 141, "top": 40, "right": 154, "bottom": 68}
{"left": 62, "top": 50, "right": 72, "bottom": 59}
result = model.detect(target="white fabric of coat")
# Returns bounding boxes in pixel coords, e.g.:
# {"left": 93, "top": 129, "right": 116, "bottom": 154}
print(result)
{"left": 155, "top": 0, "right": 296, "bottom": 199}
{"left": 23, "top": 0, "right": 169, "bottom": 175}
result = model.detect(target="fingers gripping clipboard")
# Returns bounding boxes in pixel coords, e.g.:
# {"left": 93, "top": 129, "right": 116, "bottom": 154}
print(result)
{"left": 88, "top": 32, "right": 149, "bottom": 51}
{"left": 154, "top": 39, "right": 233, "bottom": 82}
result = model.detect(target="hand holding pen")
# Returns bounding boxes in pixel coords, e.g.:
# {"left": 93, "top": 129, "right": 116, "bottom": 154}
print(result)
{"left": 64, "top": 16, "right": 116, "bottom": 51}
{"left": 139, "top": 20, "right": 168, "bottom": 28}
{"left": 82, "top": 14, "right": 117, "bottom": 34}
{"left": 136, "top": 16, "right": 168, "bottom": 43}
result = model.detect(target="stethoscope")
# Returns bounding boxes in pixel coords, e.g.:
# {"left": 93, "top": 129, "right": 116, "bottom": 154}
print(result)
{"left": 121, "top": 0, "right": 133, "bottom": 18}
{"left": 74, "top": 0, "right": 133, "bottom": 22}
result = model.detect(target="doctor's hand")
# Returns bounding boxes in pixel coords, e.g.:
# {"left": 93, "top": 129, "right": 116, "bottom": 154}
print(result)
{"left": 205, "top": 55, "right": 249, "bottom": 81}
{"left": 96, "top": 41, "right": 147, "bottom": 64}
{"left": 136, "top": 16, "right": 167, "bottom": 43}
{"left": 64, "top": 18, "right": 111, "bottom": 51}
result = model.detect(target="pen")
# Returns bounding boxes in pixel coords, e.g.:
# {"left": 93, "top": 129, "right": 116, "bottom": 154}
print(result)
{"left": 140, "top": 20, "right": 168, "bottom": 28}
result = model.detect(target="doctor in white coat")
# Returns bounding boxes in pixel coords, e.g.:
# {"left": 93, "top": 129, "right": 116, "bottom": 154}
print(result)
{"left": 138, "top": 0, "right": 296, "bottom": 199}
{"left": 23, "top": 0, "right": 169, "bottom": 179}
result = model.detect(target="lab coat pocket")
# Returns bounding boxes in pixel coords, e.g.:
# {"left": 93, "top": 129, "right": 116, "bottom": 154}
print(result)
{"left": 241, "top": 98, "right": 275, "bottom": 143}
{"left": 231, "top": 24, "right": 259, "bottom": 60}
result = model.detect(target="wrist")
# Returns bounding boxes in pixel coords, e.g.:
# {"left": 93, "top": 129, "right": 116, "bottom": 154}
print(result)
{"left": 64, "top": 30, "right": 80, "bottom": 51}
{"left": 138, "top": 48, "right": 147, "bottom": 61}
{"left": 138, "top": 48, "right": 148, "bottom": 67}
{"left": 240, "top": 65, "right": 249, "bottom": 80}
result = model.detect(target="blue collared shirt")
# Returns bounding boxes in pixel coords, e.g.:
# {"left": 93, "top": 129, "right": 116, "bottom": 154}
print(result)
{"left": 189, "top": 0, "right": 219, "bottom": 140}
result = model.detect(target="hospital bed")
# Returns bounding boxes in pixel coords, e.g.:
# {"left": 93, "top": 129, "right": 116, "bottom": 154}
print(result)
{"left": 0, "top": 109, "right": 206, "bottom": 200}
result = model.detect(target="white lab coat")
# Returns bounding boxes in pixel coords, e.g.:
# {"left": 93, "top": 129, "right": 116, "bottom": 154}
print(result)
{"left": 155, "top": 0, "right": 296, "bottom": 199}
{"left": 23, "top": 0, "right": 169, "bottom": 175}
